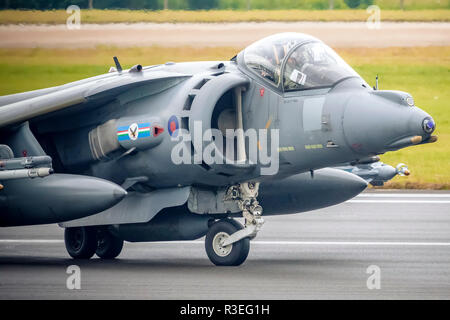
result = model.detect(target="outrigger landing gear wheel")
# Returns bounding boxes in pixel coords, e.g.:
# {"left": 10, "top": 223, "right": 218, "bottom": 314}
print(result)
{"left": 64, "top": 227, "right": 98, "bottom": 259}
{"left": 205, "top": 219, "right": 250, "bottom": 266}
{"left": 96, "top": 228, "right": 124, "bottom": 259}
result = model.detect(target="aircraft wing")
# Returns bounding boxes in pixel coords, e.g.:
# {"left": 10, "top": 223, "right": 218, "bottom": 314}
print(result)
{"left": 0, "top": 68, "right": 190, "bottom": 128}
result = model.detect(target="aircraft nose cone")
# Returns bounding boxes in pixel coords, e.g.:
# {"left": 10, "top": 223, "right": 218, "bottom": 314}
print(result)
{"left": 343, "top": 91, "right": 435, "bottom": 155}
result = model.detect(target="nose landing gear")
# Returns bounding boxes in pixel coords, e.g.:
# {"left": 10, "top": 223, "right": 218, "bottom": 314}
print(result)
{"left": 205, "top": 182, "right": 264, "bottom": 266}
{"left": 205, "top": 219, "right": 250, "bottom": 266}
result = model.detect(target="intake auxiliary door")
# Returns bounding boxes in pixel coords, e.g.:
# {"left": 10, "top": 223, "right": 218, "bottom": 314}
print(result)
{"left": 277, "top": 93, "right": 333, "bottom": 168}
{"left": 243, "top": 81, "right": 279, "bottom": 163}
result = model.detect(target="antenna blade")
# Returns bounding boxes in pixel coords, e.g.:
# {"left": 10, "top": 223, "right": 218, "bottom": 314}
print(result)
{"left": 113, "top": 56, "right": 123, "bottom": 73}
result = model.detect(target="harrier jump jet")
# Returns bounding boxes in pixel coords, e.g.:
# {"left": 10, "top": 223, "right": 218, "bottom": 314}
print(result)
{"left": 0, "top": 33, "right": 436, "bottom": 265}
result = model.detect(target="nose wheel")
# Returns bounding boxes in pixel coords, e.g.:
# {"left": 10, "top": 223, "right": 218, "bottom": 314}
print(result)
{"left": 205, "top": 219, "right": 250, "bottom": 266}
{"left": 205, "top": 182, "right": 264, "bottom": 266}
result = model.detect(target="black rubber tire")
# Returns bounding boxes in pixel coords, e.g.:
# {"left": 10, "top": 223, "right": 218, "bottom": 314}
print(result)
{"left": 205, "top": 219, "right": 250, "bottom": 266}
{"left": 96, "top": 228, "right": 124, "bottom": 259}
{"left": 64, "top": 227, "right": 98, "bottom": 259}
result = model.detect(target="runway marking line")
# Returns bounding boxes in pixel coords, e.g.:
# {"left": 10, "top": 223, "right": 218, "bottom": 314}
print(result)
{"left": 0, "top": 240, "right": 63, "bottom": 243}
{"left": 356, "top": 194, "right": 450, "bottom": 198}
{"left": 347, "top": 200, "right": 450, "bottom": 204}
{"left": 1, "top": 240, "right": 450, "bottom": 246}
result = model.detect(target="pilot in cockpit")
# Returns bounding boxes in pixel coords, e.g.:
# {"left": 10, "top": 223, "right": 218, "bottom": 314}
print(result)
{"left": 244, "top": 34, "right": 363, "bottom": 91}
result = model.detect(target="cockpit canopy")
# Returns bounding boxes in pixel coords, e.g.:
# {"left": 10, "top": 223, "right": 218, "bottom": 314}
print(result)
{"left": 243, "top": 33, "right": 363, "bottom": 91}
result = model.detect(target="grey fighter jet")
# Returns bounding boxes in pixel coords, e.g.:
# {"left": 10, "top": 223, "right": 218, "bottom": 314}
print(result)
{"left": 0, "top": 33, "right": 437, "bottom": 266}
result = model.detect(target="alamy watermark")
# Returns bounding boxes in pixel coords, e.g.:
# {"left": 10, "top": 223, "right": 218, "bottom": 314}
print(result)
{"left": 366, "top": 5, "right": 381, "bottom": 30}
{"left": 66, "top": 265, "right": 81, "bottom": 290}
{"left": 66, "top": 5, "right": 81, "bottom": 30}
{"left": 170, "top": 121, "right": 280, "bottom": 176}
{"left": 366, "top": 265, "right": 381, "bottom": 290}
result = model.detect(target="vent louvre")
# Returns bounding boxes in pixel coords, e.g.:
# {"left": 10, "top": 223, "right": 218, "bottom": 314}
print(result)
{"left": 194, "top": 78, "right": 210, "bottom": 90}
{"left": 183, "top": 94, "right": 195, "bottom": 111}
{"left": 181, "top": 117, "right": 189, "bottom": 130}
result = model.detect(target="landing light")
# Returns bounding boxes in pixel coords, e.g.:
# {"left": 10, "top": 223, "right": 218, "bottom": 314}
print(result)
{"left": 422, "top": 118, "right": 435, "bottom": 134}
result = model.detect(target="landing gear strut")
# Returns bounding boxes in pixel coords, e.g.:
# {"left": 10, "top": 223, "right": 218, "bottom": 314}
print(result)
{"left": 205, "top": 182, "right": 264, "bottom": 266}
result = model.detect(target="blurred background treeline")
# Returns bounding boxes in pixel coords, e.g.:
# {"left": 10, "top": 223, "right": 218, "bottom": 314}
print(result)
{"left": 0, "top": 0, "right": 448, "bottom": 10}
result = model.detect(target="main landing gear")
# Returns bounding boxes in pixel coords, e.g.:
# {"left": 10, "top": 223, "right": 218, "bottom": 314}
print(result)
{"left": 205, "top": 182, "right": 265, "bottom": 266}
{"left": 64, "top": 182, "right": 264, "bottom": 266}
{"left": 64, "top": 226, "right": 124, "bottom": 260}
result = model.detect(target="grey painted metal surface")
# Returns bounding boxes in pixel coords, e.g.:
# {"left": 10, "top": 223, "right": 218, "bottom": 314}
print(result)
{"left": 336, "top": 161, "right": 410, "bottom": 186}
{"left": 0, "top": 33, "right": 437, "bottom": 264}
{"left": 259, "top": 168, "right": 368, "bottom": 215}
{"left": 0, "top": 174, "right": 126, "bottom": 226}
{"left": 60, "top": 187, "right": 191, "bottom": 227}
{"left": 110, "top": 206, "right": 211, "bottom": 242}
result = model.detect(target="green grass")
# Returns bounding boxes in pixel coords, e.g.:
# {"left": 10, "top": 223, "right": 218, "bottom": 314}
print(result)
{"left": 374, "top": 0, "right": 450, "bottom": 10}
{"left": 219, "top": 0, "right": 450, "bottom": 10}
{"left": 0, "top": 9, "right": 449, "bottom": 24}
{"left": 0, "top": 46, "right": 448, "bottom": 188}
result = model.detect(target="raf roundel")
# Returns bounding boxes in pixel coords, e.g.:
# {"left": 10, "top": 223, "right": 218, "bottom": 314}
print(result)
{"left": 168, "top": 115, "right": 179, "bottom": 138}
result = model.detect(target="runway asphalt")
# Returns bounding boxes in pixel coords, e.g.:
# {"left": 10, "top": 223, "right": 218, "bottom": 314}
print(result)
{"left": 0, "top": 190, "right": 449, "bottom": 300}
